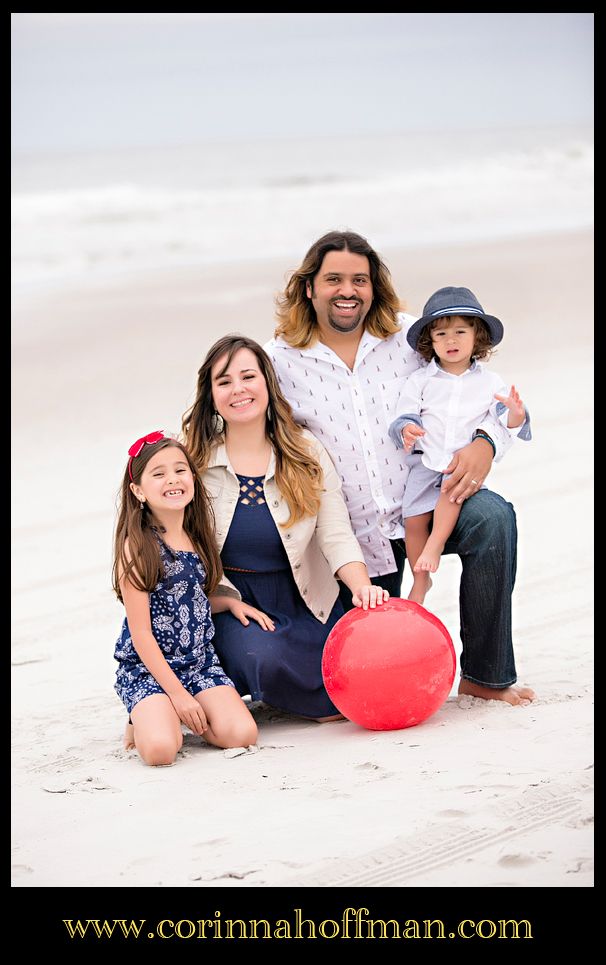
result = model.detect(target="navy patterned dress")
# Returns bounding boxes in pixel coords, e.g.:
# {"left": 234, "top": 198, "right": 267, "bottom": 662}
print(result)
{"left": 211, "top": 474, "right": 344, "bottom": 718}
{"left": 114, "top": 532, "right": 234, "bottom": 714}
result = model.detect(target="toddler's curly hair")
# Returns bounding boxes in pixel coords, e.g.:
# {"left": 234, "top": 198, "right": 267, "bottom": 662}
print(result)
{"left": 416, "top": 315, "right": 495, "bottom": 363}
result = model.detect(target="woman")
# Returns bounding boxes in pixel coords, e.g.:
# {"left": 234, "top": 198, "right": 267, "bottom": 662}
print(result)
{"left": 182, "top": 334, "right": 388, "bottom": 721}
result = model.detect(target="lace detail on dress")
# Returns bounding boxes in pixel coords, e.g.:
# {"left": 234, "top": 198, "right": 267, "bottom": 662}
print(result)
{"left": 237, "top": 475, "right": 265, "bottom": 506}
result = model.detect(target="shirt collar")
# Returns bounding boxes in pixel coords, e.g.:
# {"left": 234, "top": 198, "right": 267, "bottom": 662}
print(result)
{"left": 429, "top": 357, "right": 482, "bottom": 376}
{"left": 273, "top": 329, "right": 385, "bottom": 371}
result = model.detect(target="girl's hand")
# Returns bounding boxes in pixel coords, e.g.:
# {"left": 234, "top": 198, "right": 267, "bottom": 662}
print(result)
{"left": 170, "top": 690, "right": 208, "bottom": 735}
{"left": 494, "top": 384, "right": 526, "bottom": 429}
{"left": 352, "top": 585, "right": 390, "bottom": 610}
{"left": 402, "top": 423, "right": 425, "bottom": 452}
{"left": 227, "top": 599, "right": 275, "bottom": 631}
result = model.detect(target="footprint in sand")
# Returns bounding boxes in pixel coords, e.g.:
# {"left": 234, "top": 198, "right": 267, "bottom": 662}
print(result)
{"left": 354, "top": 762, "right": 395, "bottom": 781}
{"left": 498, "top": 853, "right": 536, "bottom": 867}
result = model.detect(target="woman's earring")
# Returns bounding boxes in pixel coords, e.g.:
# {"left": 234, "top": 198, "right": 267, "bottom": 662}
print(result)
{"left": 139, "top": 498, "right": 145, "bottom": 510}
{"left": 212, "top": 412, "right": 224, "bottom": 434}
{"left": 266, "top": 405, "right": 273, "bottom": 423}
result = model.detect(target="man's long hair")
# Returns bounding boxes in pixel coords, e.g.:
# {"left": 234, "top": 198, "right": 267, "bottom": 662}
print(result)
{"left": 275, "top": 230, "right": 402, "bottom": 348}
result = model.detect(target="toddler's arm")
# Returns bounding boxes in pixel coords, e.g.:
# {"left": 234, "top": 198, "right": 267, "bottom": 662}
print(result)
{"left": 493, "top": 384, "right": 531, "bottom": 436}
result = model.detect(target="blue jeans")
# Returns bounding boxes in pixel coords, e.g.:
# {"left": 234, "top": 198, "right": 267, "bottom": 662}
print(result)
{"left": 338, "top": 489, "right": 518, "bottom": 689}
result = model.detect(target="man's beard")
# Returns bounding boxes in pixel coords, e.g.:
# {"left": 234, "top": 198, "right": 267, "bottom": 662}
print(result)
{"left": 327, "top": 303, "right": 364, "bottom": 333}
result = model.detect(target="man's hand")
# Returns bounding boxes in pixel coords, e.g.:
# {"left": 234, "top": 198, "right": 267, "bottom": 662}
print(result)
{"left": 440, "top": 438, "right": 494, "bottom": 504}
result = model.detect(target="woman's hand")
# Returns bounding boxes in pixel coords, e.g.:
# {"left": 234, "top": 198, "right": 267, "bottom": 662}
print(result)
{"left": 226, "top": 599, "right": 275, "bottom": 631}
{"left": 402, "top": 423, "right": 425, "bottom": 452}
{"left": 352, "top": 585, "right": 390, "bottom": 610}
{"left": 170, "top": 690, "right": 208, "bottom": 735}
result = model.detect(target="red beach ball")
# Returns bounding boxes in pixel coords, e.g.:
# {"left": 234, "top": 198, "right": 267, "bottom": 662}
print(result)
{"left": 322, "top": 597, "right": 456, "bottom": 730}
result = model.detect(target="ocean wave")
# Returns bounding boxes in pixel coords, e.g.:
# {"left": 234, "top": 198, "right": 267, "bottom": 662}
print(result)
{"left": 11, "top": 140, "right": 593, "bottom": 291}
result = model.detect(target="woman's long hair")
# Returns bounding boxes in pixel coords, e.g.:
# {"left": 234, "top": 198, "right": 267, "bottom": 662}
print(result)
{"left": 182, "top": 335, "right": 323, "bottom": 527}
{"left": 274, "top": 230, "right": 402, "bottom": 348}
{"left": 112, "top": 437, "right": 222, "bottom": 602}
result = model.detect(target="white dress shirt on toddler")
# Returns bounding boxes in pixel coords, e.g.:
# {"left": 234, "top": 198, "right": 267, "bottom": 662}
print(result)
{"left": 388, "top": 358, "right": 531, "bottom": 472}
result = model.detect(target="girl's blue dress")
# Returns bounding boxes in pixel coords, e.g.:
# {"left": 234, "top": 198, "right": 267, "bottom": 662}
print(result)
{"left": 114, "top": 532, "right": 234, "bottom": 714}
{"left": 211, "top": 474, "right": 343, "bottom": 718}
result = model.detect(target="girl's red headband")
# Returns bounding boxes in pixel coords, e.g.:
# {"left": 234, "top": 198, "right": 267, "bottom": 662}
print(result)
{"left": 128, "top": 430, "right": 164, "bottom": 480}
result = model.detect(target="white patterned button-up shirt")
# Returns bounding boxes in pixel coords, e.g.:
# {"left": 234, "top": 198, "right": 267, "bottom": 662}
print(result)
{"left": 265, "top": 315, "right": 512, "bottom": 577}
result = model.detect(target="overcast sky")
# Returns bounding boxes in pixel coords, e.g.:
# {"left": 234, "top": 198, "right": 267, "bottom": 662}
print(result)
{"left": 11, "top": 12, "right": 594, "bottom": 156}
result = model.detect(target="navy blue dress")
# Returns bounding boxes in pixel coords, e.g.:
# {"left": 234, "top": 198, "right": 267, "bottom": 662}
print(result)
{"left": 212, "top": 474, "right": 344, "bottom": 718}
{"left": 114, "top": 532, "right": 234, "bottom": 714}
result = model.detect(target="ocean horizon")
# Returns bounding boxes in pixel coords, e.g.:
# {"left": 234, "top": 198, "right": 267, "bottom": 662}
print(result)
{"left": 12, "top": 13, "right": 593, "bottom": 294}
{"left": 11, "top": 124, "right": 593, "bottom": 295}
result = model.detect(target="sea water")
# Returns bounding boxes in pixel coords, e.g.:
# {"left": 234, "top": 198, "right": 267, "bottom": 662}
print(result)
{"left": 11, "top": 125, "right": 593, "bottom": 295}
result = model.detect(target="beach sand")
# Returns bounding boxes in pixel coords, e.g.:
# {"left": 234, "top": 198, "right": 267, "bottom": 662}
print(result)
{"left": 11, "top": 229, "right": 593, "bottom": 897}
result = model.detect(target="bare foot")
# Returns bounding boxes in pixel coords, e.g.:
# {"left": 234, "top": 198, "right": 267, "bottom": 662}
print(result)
{"left": 458, "top": 679, "right": 536, "bottom": 706}
{"left": 408, "top": 574, "right": 432, "bottom": 605}
{"left": 413, "top": 549, "right": 441, "bottom": 573}
{"left": 123, "top": 720, "right": 135, "bottom": 750}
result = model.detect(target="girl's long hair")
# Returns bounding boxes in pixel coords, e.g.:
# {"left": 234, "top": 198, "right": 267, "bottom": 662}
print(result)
{"left": 274, "top": 230, "right": 402, "bottom": 348}
{"left": 112, "top": 437, "right": 222, "bottom": 602}
{"left": 182, "top": 334, "right": 323, "bottom": 527}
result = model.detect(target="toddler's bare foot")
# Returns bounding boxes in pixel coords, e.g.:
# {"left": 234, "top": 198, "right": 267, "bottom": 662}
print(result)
{"left": 408, "top": 574, "right": 432, "bottom": 605}
{"left": 123, "top": 720, "right": 135, "bottom": 750}
{"left": 413, "top": 550, "right": 441, "bottom": 573}
{"left": 458, "top": 679, "right": 536, "bottom": 706}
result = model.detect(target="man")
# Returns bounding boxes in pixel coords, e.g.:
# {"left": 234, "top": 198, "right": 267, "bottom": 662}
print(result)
{"left": 265, "top": 230, "right": 534, "bottom": 705}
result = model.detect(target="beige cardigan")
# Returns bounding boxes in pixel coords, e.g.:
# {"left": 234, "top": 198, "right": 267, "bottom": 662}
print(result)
{"left": 203, "top": 430, "right": 365, "bottom": 623}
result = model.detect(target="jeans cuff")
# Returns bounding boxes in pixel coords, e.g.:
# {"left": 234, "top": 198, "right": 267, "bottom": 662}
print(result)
{"left": 460, "top": 674, "right": 517, "bottom": 689}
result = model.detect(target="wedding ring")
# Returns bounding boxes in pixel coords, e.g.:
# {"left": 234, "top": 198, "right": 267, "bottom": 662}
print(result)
{"left": 471, "top": 479, "right": 479, "bottom": 485}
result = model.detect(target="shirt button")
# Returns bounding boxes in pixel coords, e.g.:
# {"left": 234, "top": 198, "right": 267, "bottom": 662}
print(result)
{"left": 285, "top": 533, "right": 291, "bottom": 540}
{"left": 302, "top": 588, "right": 307, "bottom": 596}
{"left": 319, "top": 610, "right": 324, "bottom": 617}
{"left": 272, "top": 500, "right": 279, "bottom": 508}
{"left": 294, "top": 562, "right": 301, "bottom": 570}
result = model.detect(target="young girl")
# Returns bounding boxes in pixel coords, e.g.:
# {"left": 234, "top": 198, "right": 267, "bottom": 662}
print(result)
{"left": 182, "top": 335, "right": 389, "bottom": 722}
{"left": 388, "top": 286, "right": 531, "bottom": 606}
{"left": 113, "top": 431, "right": 266, "bottom": 765}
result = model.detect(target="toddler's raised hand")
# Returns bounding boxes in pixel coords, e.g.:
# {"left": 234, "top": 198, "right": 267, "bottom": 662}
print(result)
{"left": 494, "top": 384, "right": 525, "bottom": 429}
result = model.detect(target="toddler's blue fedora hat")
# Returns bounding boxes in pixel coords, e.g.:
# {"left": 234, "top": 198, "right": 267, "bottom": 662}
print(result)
{"left": 406, "top": 286, "right": 504, "bottom": 351}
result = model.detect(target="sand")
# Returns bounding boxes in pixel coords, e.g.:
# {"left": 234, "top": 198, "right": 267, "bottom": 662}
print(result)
{"left": 11, "top": 229, "right": 593, "bottom": 910}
